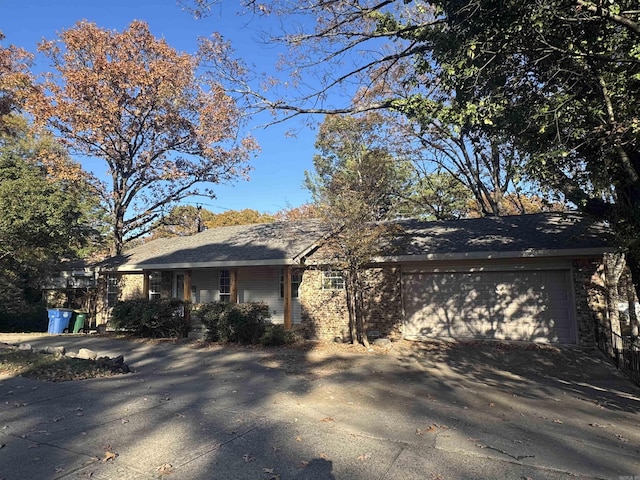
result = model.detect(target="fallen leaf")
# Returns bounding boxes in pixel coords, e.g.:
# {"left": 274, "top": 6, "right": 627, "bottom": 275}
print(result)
{"left": 300, "top": 461, "right": 309, "bottom": 468}
{"left": 416, "top": 426, "right": 435, "bottom": 435}
{"left": 357, "top": 453, "right": 370, "bottom": 461}
{"left": 488, "top": 402, "right": 495, "bottom": 407}
{"left": 319, "top": 452, "right": 329, "bottom": 459}
{"left": 589, "top": 423, "right": 606, "bottom": 428}
{"left": 157, "top": 463, "right": 173, "bottom": 474}
{"left": 103, "top": 451, "right": 117, "bottom": 462}
{"left": 53, "top": 417, "right": 64, "bottom": 422}
{"left": 295, "top": 436, "right": 302, "bottom": 442}
{"left": 320, "top": 417, "right": 334, "bottom": 423}
{"left": 263, "top": 468, "right": 274, "bottom": 474}
{"left": 553, "top": 419, "right": 563, "bottom": 424}
{"left": 0, "top": 444, "right": 4, "bottom": 449}
{"left": 242, "top": 453, "right": 255, "bottom": 463}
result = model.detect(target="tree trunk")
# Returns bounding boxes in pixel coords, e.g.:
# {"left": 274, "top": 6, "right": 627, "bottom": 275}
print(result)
{"left": 355, "top": 277, "right": 369, "bottom": 347}
{"left": 625, "top": 272, "right": 639, "bottom": 338}
{"left": 626, "top": 249, "right": 640, "bottom": 338}
{"left": 604, "top": 253, "right": 626, "bottom": 350}
{"left": 345, "top": 273, "right": 357, "bottom": 344}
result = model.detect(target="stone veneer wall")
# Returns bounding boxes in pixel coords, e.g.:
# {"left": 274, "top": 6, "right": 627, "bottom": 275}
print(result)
{"left": 299, "top": 269, "right": 349, "bottom": 341}
{"left": 299, "top": 267, "right": 403, "bottom": 341}
{"left": 361, "top": 267, "right": 403, "bottom": 340}
{"left": 95, "top": 273, "right": 145, "bottom": 326}
{"left": 572, "top": 258, "right": 607, "bottom": 346}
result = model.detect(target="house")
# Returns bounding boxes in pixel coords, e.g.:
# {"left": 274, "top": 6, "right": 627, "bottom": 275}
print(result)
{"left": 94, "top": 219, "right": 331, "bottom": 330}
{"left": 89, "top": 212, "right": 630, "bottom": 345}
{"left": 301, "top": 212, "right": 619, "bottom": 345}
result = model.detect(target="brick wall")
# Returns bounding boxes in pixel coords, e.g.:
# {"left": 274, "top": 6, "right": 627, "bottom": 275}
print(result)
{"left": 299, "top": 267, "right": 403, "bottom": 341}
{"left": 572, "top": 258, "right": 606, "bottom": 346}
{"left": 299, "top": 269, "right": 349, "bottom": 341}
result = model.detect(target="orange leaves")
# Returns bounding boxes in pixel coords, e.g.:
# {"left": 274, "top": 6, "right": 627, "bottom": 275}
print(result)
{"left": 30, "top": 20, "right": 258, "bottom": 254}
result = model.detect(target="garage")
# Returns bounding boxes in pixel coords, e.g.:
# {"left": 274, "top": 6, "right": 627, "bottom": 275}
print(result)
{"left": 402, "top": 267, "right": 576, "bottom": 343}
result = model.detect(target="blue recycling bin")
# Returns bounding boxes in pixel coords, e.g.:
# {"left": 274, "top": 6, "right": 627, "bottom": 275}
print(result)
{"left": 47, "top": 309, "right": 73, "bottom": 334}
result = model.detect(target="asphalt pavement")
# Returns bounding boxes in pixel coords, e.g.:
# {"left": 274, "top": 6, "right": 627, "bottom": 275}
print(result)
{"left": 0, "top": 333, "right": 639, "bottom": 480}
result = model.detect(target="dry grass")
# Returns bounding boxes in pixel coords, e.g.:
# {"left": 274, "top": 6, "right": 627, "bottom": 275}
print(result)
{"left": 0, "top": 346, "right": 127, "bottom": 382}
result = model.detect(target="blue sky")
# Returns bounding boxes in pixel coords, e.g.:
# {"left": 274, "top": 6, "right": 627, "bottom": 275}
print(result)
{"left": 1, "top": 0, "right": 319, "bottom": 214}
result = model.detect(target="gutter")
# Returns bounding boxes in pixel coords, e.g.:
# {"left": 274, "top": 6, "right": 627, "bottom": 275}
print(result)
{"left": 372, "top": 246, "right": 614, "bottom": 263}
{"left": 109, "top": 258, "right": 303, "bottom": 272}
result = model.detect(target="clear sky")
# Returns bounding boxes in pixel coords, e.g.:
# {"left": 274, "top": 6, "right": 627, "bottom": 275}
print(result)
{"left": 1, "top": 0, "right": 319, "bottom": 214}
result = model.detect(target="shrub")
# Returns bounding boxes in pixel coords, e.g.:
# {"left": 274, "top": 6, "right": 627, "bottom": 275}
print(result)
{"left": 260, "top": 324, "right": 297, "bottom": 346}
{"left": 194, "top": 301, "right": 271, "bottom": 344}
{"left": 110, "top": 298, "right": 188, "bottom": 338}
{"left": 0, "top": 304, "right": 48, "bottom": 332}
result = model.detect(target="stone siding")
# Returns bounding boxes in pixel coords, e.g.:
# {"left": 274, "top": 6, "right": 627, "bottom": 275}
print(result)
{"left": 572, "top": 258, "right": 606, "bottom": 346}
{"left": 299, "top": 267, "right": 402, "bottom": 341}
{"left": 94, "top": 273, "right": 145, "bottom": 326}
{"left": 299, "top": 269, "right": 349, "bottom": 341}
{"left": 361, "top": 267, "right": 403, "bottom": 340}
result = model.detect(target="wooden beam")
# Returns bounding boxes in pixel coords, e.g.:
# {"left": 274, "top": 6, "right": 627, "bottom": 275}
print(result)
{"left": 230, "top": 268, "right": 238, "bottom": 303}
{"left": 283, "top": 266, "right": 292, "bottom": 330}
{"left": 183, "top": 270, "right": 192, "bottom": 326}
{"left": 183, "top": 270, "right": 192, "bottom": 302}
{"left": 143, "top": 272, "right": 150, "bottom": 299}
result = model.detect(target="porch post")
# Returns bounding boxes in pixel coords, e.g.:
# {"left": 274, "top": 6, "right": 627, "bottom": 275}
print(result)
{"left": 283, "top": 265, "right": 292, "bottom": 330}
{"left": 184, "top": 270, "right": 192, "bottom": 325}
{"left": 143, "top": 271, "right": 150, "bottom": 300}
{"left": 230, "top": 268, "right": 238, "bottom": 303}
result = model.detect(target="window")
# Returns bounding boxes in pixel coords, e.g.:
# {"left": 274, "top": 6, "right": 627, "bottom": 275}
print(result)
{"left": 280, "top": 269, "right": 301, "bottom": 298}
{"left": 149, "top": 271, "right": 162, "bottom": 300}
{"left": 219, "top": 269, "right": 230, "bottom": 302}
{"left": 176, "top": 274, "right": 184, "bottom": 300}
{"left": 322, "top": 269, "right": 344, "bottom": 290}
{"left": 106, "top": 274, "right": 119, "bottom": 307}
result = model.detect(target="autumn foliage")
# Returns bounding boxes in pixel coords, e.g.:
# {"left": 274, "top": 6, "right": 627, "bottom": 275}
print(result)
{"left": 30, "top": 21, "right": 258, "bottom": 254}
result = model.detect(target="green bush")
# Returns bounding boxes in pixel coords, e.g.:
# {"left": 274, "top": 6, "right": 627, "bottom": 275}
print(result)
{"left": 260, "top": 324, "right": 297, "bottom": 346}
{"left": 0, "top": 304, "right": 48, "bottom": 332}
{"left": 110, "top": 298, "right": 189, "bottom": 338}
{"left": 194, "top": 301, "right": 271, "bottom": 344}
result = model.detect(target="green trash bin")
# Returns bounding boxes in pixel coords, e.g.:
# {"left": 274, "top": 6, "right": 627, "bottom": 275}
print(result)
{"left": 73, "top": 312, "right": 87, "bottom": 333}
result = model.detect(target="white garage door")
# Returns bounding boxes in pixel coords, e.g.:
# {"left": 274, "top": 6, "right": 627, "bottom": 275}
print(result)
{"left": 402, "top": 269, "right": 575, "bottom": 343}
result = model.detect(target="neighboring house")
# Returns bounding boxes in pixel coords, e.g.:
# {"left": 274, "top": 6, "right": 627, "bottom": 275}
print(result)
{"left": 67, "top": 212, "right": 633, "bottom": 345}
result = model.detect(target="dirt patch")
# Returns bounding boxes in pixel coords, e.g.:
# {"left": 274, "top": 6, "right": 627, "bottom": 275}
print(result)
{"left": 0, "top": 344, "right": 129, "bottom": 382}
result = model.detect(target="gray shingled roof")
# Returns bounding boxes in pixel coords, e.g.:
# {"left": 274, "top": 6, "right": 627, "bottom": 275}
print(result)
{"left": 383, "top": 212, "right": 613, "bottom": 258}
{"left": 103, "top": 212, "right": 613, "bottom": 270}
{"left": 104, "top": 219, "right": 329, "bottom": 270}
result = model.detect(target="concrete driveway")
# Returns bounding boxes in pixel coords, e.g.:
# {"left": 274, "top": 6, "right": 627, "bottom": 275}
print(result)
{"left": 0, "top": 334, "right": 639, "bottom": 480}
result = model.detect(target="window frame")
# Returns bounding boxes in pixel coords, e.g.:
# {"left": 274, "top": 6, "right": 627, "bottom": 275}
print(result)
{"left": 149, "top": 271, "right": 162, "bottom": 300}
{"left": 106, "top": 273, "right": 119, "bottom": 307}
{"left": 280, "top": 269, "right": 301, "bottom": 298}
{"left": 321, "top": 269, "right": 345, "bottom": 290}
{"left": 219, "top": 269, "right": 230, "bottom": 302}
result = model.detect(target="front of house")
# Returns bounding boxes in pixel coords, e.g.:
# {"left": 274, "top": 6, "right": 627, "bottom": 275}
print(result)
{"left": 54, "top": 213, "right": 634, "bottom": 346}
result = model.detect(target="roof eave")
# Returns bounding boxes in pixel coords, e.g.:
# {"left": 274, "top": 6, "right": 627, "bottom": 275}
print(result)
{"left": 108, "top": 258, "right": 301, "bottom": 272}
{"left": 372, "top": 246, "right": 614, "bottom": 264}
{"left": 302, "top": 246, "right": 614, "bottom": 266}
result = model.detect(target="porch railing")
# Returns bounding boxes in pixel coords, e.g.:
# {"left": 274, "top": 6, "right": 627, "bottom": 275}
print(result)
{"left": 595, "top": 324, "right": 640, "bottom": 386}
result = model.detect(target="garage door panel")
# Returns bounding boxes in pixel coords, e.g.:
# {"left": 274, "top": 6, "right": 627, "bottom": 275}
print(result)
{"left": 403, "top": 269, "right": 575, "bottom": 343}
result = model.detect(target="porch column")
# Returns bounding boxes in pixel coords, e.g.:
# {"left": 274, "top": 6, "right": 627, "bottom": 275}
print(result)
{"left": 143, "top": 271, "right": 150, "bottom": 299}
{"left": 230, "top": 268, "right": 238, "bottom": 303}
{"left": 184, "top": 270, "right": 192, "bottom": 324}
{"left": 283, "top": 265, "right": 292, "bottom": 330}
